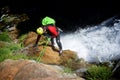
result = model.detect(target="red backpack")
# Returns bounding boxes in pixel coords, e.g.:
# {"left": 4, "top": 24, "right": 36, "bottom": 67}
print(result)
{"left": 47, "top": 25, "right": 58, "bottom": 37}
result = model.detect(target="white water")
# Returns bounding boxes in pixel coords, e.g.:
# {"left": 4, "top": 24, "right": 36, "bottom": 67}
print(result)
{"left": 61, "top": 18, "right": 120, "bottom": 63}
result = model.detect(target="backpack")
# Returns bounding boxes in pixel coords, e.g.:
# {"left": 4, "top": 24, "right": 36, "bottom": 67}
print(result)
{"left": 47, "top": 25, "right": 58, "bottom": 37}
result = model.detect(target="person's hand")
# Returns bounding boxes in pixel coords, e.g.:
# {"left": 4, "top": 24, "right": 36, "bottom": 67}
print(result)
{"left": 33, "top": 44, "right": 37, "bottom": 47}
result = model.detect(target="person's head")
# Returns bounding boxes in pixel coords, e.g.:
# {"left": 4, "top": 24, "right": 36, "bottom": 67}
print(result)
{"left": 42, "top": 16, "right": 55, "bottom": 26}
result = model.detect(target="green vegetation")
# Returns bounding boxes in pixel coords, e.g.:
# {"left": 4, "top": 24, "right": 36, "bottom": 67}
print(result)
{"left": 0, "top": 31, "right": 28, "bottom": 62}
{"left": 8, "top": 54, "right": 29, "bottom": 60}
{"left": 0, "top": 31, "right": 46, "bottom": 62}
{"left": 18, "top": 34, "right": 27, "bottom": 47}
{"left": 0, "top": 47, "right": 11, "bottom": 62}
{"left": 63, "top": 67, "right": 73, "bottom": 74}
{"left": 0, "top": 32, "right": 12, "bottom": 42}
{"left": 85, "top": 65, "right": 113, "bottom": 80}
{"left": 0, "top": 42, "right": 23, "bottom": 62}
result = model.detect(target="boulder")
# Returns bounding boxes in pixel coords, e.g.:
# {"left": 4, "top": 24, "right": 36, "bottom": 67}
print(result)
{"left": 0, "top": 59, "right": 85, "bottom": 80}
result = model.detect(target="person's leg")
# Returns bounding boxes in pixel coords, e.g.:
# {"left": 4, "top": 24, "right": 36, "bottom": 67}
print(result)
{"left": 56, "top": 35, "right": 62, "bottom": 55}
{"left": 51, "top": 38, "right": 56, "bottom": 50}
{"left": 51, "top": 38, "right": 54, "bottom": 45}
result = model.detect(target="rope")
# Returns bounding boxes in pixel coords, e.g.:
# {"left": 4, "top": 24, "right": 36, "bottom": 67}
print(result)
{"left": 36, "top": 37, "right": 51, "bottom": 62}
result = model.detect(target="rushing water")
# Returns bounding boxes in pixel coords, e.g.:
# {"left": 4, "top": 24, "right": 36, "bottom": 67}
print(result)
{"left": 60, "top": 18, "right": 120, "bottom": 63}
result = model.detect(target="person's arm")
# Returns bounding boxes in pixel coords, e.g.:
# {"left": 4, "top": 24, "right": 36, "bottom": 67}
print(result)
{"left": 57, "top": 27, "right": 63, "bottom": 32}
{"left": 33, "top": 27, "right": 44, "bottom": 47}
{"left": 56, "top": 27, "right": 63, "bottom": 35}
{"left": 33, "top": 35, "right": 41, "bottom": 47}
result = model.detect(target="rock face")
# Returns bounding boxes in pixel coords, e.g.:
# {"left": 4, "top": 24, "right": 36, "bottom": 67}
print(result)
{"left": 21, "top": 42, "right": 78, "bottom": 65}
{"left": 22, "top": 31, "right": 78, "bottom": 65}
{"left": 23, "top": 31, "right": 38, "bottom": 47}
{"left": 0, "top": 13, "right": 90, "bottom": 80}
{"left": 0, "top": 31, "right": 87, "bottom": 80}
{"left": 0, "top": 59, "right": 85, "bottom": 80}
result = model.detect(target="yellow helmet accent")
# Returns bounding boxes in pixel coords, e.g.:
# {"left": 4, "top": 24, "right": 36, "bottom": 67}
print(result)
{"left": 36, "top": 27, "right": 43, "bottom": 35}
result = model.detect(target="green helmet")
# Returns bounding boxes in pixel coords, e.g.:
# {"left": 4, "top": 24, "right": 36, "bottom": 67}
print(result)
{"left": 42, "top": 16, "right": 55, "bottom": 26}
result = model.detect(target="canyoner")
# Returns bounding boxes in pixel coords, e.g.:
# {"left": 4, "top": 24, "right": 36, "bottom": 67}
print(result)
{"left": 34, "top": 16, "right": 63, "bottom": 56}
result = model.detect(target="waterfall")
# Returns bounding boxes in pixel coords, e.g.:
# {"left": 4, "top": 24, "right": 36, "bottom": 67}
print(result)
{"left": 60, "top": 18, "right": 120, "bottom": 63}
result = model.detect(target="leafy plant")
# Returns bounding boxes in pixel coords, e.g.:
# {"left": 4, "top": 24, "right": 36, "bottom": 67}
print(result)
{"left": 8, "top": 53, "right": 29, "bottom": 60}
{"left": 0, "top": 32, "right": 12, "bottom": 42}
{"left": 18, "top": 34, "right": 27, "bottom": 47}
{"left": 63, "top": 67, "right": 73, "bottom": 74}
{"left": 7, "top": 43, "right": 22, "bottom": 52}
{"left": 85, "top": 65, "right": 113, "bottom": 80}
{"left": 0, "top": 48, "right": 11, "bottom": 62}
{"left": 0, "top": 42, "right": 23, "bottom": 62}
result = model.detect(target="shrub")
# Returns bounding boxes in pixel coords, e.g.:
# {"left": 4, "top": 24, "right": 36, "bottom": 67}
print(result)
{"left": 8, "top": 54, "right": 29, "bottom": 60}
{"left": 6, "top": 43, "right": 22, "bottom": 52}
{"left": 18, "top": 34, "right": 27, "bottom": 47}
{"left": 0, "top": 42, "right": 23, "bottom": 62}
{"left": 0, "top": 32, "right": 11, "bottom": 42}
{"left": 0, "top": 48, "right": 11, "bottom": 62}
{"left": 63, "top": 67, "right": 73, "bottom": 74}
{"left": 85, "top": 65, "right": 113, "bottom": 80}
